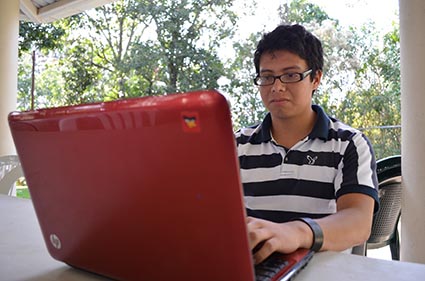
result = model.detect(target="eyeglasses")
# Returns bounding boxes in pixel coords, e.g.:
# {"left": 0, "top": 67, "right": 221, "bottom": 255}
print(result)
{"left": 253, "top": 69, "right": 313, "bottom": 86}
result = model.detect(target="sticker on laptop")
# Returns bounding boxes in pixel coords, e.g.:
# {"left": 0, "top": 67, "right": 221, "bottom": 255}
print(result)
{"left": 181, "top": 112, "right": 201, "bottom": 133}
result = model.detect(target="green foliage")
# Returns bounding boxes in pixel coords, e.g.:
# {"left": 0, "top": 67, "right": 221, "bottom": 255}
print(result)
{"left": 135, "top": 0, "right": 236, "bottom": 93}
{"left": 18, "top": 21, "right": 66, "bottom": 56}
{"left": 126, "top": 40, "right": 166, "bottom": 96}
{"left": 279, "top": 0, "right": 332, "bottom": 24}
{"left": 18, "top": 0, "right": 237, "bottom": 104}
{"left": 221, "top": 33, "right": 267, "bottom": 128}
{"left": 16, "top": 187, "right": 31, "bottom": 199}
{"left": 60, "top": 43, "right": 103, "bottom": 105}
{"left": 17, "top": 54, "right": 33, "bottom": 110}
{"left": 16, "top": 0, "right": 401, "bottom": 160}
{"left": 275, "top": 0, "right": 401, "bottom": 160}
{"left": 318, "top": 24, "right": 400, "bottom": 159}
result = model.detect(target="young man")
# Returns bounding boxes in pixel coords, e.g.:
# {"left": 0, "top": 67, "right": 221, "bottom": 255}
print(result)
{"left": 235, "top": 24, "right": 379, "bottom": 264}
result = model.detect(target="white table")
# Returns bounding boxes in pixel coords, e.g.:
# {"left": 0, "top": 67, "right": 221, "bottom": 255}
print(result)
{"left": 0, "top": 194, "right": 107, "bottom": 281}
{"left": 1, "top": 194, "right": 425, "bottom": 281}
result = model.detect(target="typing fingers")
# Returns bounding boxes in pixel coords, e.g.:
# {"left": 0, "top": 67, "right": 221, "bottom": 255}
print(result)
{"left": 252, "top": 237, "right": 280, "bottom": 264}
{"left": 246, "top": 217, "right": 271, "bottom": 250}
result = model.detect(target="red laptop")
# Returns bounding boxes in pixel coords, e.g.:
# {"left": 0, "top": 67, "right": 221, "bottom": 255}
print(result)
{"left": 8, "top": 89, "right": 313, "bottom": 281}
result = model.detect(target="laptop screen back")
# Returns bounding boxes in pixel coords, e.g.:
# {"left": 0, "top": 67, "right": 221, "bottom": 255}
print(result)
{"left": 9, "top": 90, "right": 255, "bottom": 280}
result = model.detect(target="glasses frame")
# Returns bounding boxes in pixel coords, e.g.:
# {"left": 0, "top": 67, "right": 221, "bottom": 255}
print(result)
{"left": 253, "top": 69, "right": 313, "bottom": 86}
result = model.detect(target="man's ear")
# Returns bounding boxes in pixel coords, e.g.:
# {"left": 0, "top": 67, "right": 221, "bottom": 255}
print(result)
{"left": 312, "top": 70, "right": 323, "bottom": 90}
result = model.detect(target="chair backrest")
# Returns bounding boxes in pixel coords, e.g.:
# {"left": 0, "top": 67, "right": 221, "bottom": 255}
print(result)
{"left": 367, "top": 155, "right": 402, "bottom": 245}
{"left": 0, "top": 155, "right": 24, "bottom": 195}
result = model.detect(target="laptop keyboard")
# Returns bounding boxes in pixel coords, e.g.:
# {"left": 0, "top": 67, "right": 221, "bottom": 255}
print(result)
{"left": 255, "top": 253, "right": 289, "bottom": 281}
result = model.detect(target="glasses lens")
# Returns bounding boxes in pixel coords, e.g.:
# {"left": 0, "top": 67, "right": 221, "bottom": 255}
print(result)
{"left": 255, "top": 76, "right": 274, "bottom": 86}
{"left": 254, "top": 70, "right": 312, "bottom": 85}
{"left": 281, "top": 73, "right": 302, "bottom": 83}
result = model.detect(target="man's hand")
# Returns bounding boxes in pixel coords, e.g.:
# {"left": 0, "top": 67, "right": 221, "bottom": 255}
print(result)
{"left": 246, "top": 193, "right": 375, "bottom": 264}
{"left": 246, "top": 217, "right": 313, "bottom": 264}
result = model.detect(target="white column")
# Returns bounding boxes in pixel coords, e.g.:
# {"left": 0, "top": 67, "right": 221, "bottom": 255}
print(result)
{"left": 399, "top": 0, "right": 425, "bottom": 263}
{"left": 0, "top": 0, "right": 20, "bottom": 156}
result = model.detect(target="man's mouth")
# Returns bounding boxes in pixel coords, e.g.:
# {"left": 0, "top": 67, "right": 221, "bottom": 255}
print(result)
{"left": 270, "top": 98, "right": 290, "bottom": 104}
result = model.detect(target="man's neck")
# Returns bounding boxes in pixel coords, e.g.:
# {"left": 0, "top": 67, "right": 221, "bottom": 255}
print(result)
{"left": 270, "top": 109, "right": 317, "bottom": 149}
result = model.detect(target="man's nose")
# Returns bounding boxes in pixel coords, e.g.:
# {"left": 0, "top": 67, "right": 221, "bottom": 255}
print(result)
{"left": 271, "top": 77, "right": 287, "bottom": 92}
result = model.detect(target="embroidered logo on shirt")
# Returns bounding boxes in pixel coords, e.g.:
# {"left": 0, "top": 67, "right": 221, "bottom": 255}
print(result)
{"left": 307, "top": 155, "right": 318, "bottom": 165}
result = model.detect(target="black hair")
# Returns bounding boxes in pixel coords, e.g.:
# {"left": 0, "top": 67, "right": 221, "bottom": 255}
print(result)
{"left": 254, "top": 24, "right": 323, "bottom": 80}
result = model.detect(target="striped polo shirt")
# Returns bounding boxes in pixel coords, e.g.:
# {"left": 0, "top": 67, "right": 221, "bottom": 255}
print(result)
{"left": 235, "top": 105, "right": 379, "bottom": 223}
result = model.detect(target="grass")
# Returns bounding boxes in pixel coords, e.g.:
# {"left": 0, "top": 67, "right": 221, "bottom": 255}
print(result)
{"left": 16, "top": 186, "right": 31, "bottom": 199}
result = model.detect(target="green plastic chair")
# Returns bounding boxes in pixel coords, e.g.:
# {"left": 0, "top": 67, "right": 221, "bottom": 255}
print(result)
{"left": 352, "top": 155, "right": 402, "bottom": 260}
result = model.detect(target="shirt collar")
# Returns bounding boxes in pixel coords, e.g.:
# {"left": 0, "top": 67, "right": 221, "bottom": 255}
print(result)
{"left": 309, "top": 105, "right": 331, "bottom": 140}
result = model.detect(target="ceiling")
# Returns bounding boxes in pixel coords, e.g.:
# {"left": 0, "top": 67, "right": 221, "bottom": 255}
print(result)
{"left": 19, "top": 0, "right": 117, "bottom": 23}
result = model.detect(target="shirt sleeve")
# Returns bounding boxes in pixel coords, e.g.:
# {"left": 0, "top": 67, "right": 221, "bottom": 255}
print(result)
{"left": 335, "top": 132, "right": 380, "bottom": 213}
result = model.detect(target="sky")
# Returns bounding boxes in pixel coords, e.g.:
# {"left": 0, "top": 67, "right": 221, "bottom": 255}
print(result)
{"left": 310, "top": 0, "right": 399, "bottom": 31}
{"left": 235, "top": 0, "right": 399, "bottom": 38}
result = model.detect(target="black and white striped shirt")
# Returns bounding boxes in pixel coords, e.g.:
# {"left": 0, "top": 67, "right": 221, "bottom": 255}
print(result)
{"left": 235, "top": 105, "right": 379, "bottom": 223}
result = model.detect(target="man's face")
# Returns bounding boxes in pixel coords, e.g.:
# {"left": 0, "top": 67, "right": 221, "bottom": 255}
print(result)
{"left": 257, "top": 50, "right": 322, "bottom": 120}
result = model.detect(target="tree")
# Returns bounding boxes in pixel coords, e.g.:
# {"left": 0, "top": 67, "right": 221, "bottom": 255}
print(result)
{"left": 18, "top": 22, "right": 66, "bottom": 56}
{"left": 132, "top": 0, "right": 237, "bottom": 94}
{"left": 222, "top": 33, "right": 266, "bottom": 128}
{"left": 18, "top": 21, "right": 67, "bottom": 110}
{"left": 18, "top": 0, "right": 238, "bottom": 106}
{"left": 52, "top": 0, "right": 237, "bottom": 103}
{"left": 227, "top": 0, "right": 401, "bottom": 159}
{"left": 224, "top": 0, "right": 335, "bottom": 129}
{"left": 63, "top": 0, "right": 150, "bottom": 100}
{"left": 60, "top": 42, "right": 103, "bottom": 104}
{"left": 278, "top": 0, "right": 331, "bottom": 25}
{"left": 339, "top": 24, "right": 401, "bottom": 159}
{"left": 17, "top": 0, "right": 401, "bottom": 160}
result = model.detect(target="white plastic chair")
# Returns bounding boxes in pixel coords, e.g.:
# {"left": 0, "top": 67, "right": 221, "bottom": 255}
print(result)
{"left": 0, "top": 155, "right": 24, "bottom": 196}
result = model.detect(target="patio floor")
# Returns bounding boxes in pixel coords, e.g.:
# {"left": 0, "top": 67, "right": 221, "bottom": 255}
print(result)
{"left": 368, "top": 246, "right": 392, "bottom": 260}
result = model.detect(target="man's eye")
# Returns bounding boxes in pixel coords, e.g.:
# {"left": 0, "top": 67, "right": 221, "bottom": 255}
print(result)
{"left": 259, "top": 76, "right": 273, "bottom": 82}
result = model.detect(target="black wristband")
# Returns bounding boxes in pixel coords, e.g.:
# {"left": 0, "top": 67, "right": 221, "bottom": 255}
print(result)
{"left": 293, "top": 217, "right": 323, "bottom": 252}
